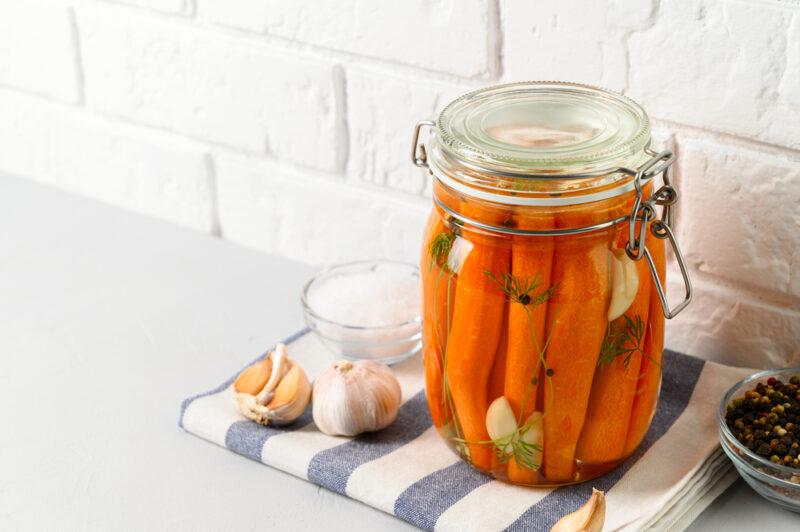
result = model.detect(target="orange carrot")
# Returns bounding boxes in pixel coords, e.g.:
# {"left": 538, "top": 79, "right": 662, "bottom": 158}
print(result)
{"left": 421, "top": 214, "right": 456, "bottom": 428}
{"left": 505, "top": 210, "right": 554, "bottom": 483}
{"left": 575, "top": 249, "right": 652, "bottom": 463}
{"left": 445, "top": 199, "right": 510, "bottom": 472}
{"left": 623, "top": 228, "right": 666, "bottom": 454}
{"left": 488, "top": 306, "right": 509, "bottom": 402}
{"left": 542, "top": 212, "right": 612, "bottom": 482}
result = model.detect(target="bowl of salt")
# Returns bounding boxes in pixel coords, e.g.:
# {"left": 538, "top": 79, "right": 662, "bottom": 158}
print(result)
{"left": 301, "top": 260, "right": 422, "bottom": 365}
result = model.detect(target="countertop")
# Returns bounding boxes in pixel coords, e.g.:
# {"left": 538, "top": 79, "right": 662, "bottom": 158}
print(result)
{"left": 1, "top": 173, "right": 797, "bottom": 531}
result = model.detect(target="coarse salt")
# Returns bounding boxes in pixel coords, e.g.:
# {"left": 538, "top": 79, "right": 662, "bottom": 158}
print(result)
{"left": 306, "top": 262, "right": 420, "bottom": 328}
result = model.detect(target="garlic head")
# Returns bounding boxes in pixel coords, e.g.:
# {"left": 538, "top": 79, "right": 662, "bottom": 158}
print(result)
{"left": 233, "top": 344, "right": 311, "bottom": 426}
{"left": 312, "top": 359, "right": 401, "bottom": 437}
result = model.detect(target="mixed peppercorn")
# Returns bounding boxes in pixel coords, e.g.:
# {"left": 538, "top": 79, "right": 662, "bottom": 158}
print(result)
{"left": 725, "top": 375, "right": 800, "bottom": 468}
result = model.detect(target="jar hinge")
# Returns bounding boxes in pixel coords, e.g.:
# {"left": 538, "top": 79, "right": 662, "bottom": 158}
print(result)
{"left": 626, "top": 150, "right": 692, "bottom": 319}
{"left": 412, "top": 120, "right": 435, "bottom": 168}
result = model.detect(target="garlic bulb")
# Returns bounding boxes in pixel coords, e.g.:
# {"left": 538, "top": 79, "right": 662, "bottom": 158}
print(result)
{"left": 233, "top": 344, "right": 311, "bottom": 426}
{"left": 551, "top": 488, "right": 606, "bottom": 532}
{"left": 312, "top": 360, "right": 401, "bottom": 436}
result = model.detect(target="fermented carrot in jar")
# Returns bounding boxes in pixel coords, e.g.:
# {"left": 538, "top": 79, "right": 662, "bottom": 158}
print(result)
{"left": 414, "top": 82, "right": 691, "bottom": 486}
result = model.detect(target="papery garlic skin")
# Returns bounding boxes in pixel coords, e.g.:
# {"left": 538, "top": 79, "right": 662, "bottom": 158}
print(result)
{"left": 551, "top": 488, "right": 605, "bottom": 532}
{"left": 233, "top": 344, "right": 311, "bottom": 426}
{"left": 312, "top": 360, "right": 402, "bottom": 437}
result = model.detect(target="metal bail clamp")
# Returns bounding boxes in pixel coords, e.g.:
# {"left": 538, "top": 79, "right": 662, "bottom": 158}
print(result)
{"left": 626, "top": 150, "right": 693, "bottom": 319}
{"left": 412, "top": 120, "right": 435, "bottom": 168}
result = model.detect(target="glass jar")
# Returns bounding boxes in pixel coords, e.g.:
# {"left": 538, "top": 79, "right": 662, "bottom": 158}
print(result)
{"left": 412, "top": 82, "right": 692, "bottom": 486}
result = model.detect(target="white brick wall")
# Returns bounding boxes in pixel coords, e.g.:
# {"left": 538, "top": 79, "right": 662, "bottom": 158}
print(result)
{"left": 0, "top": 0, "right": 797, "bottom": 367}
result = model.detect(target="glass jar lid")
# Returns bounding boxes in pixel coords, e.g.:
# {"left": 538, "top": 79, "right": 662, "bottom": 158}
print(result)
{"left": 434, "top": 81, "right": 651, "bottom": 178}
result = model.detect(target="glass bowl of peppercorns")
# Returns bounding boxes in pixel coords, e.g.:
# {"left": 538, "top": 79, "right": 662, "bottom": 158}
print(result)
{"left": 719, "top": 368, "right": 800, "bottom": 512}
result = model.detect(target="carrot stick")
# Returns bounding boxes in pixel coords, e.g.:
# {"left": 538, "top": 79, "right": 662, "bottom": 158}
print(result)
{"left": 488, "top": 306, "right": 509, "bottom": 402}
{"left": 542, "top": 213, "right": 612, "bottom": 482}
{"left": 506, "top": 210, "right": 554, "bottom": 483}
{"left": 575, "top": 247, "right": 652, "bottom": 463}
{"left": 623, "top": 228, "right": 666, "bottom": 454}
{"left": 445, "top": 199, "right": 510, "bottom": 472}
{"left": 421, "top": 214, "right": 456, "bottom": 428}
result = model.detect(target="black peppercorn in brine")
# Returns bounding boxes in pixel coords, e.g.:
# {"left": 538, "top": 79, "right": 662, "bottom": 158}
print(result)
{"left": 725, "top": 375, "right": 800, "bottom": 468}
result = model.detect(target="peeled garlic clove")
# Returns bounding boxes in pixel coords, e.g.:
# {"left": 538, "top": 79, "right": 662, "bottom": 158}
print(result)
{"left": 551, "top": 488, "right": 605, "bottom": 532}
{"left": 520, "top": 411, "right": 544, "bottom": 467}
{"left": 233, "top": 344, "right": 311, "bottom": 426}
{"left": 312, "top": 360, "right": 401, "bottom": 437}
{"left": 485, "top": 396, "right": 518, "bottom": 454}
{"left": 607, "top": 249, "right": 639, "bottom": 321}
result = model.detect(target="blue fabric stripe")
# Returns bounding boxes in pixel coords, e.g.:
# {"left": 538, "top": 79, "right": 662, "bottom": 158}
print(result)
{"left": 504, "top": 350, "right": 706, "bottom": 532}
{"left": 307, "top": 391, "right": 433, "bottom": 494}
{"left": 178, "top": 327, "right": 310, "bottom": 429}
{"left": 226, "top": 408, "right": 314, "bottom": 461}
{"left": 394, "top": 461, "right": 491, "bottom": 530}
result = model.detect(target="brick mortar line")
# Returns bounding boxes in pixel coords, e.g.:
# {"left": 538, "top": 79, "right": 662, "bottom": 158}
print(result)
{"left": 60, "top": 1, "right": 800, "bottom": 160}
{"left": 67, "top": 7, "right": 86, "bottom": 106}
{"left": 69, "top": 0, "right": 496, "bottom": 85}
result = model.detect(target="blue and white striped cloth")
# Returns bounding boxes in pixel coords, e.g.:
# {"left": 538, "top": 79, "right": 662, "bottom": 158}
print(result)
{"left": 180, "top": 329, "right": 752, "bottom": 531}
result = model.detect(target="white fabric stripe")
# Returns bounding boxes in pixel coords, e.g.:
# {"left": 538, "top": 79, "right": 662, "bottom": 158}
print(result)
{"left": 603, "top": 362, "right": 752, "bottom": 531}
{"left": 650, "top": 452, "right": 731, "bottom": 531}
{"left": 664, "top": 467, "right": 739, "bottom": 532}
{"left": 434, "top": 480, "right": 554, "bottom": 532}
{"left": 181, "top": 385, "right": 240, "bottom": 447}
{"left": 259, "top": 421, "right": 346, "bottom": 479}
{"left": 345, "top": 426, "right": 460, "bottom": 514}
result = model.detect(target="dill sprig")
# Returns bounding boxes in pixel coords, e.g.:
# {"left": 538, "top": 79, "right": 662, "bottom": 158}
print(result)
{"left": 598, "top": 314, "right": 646, "bottom": 369}
{"left": 429, "top": 231, "right": 456, "bottom": 272}
{"left": 483, "top": 270, "right": 558, "bottom": 308}
{"left": 454, "top": 420, "right": 543, "bottom": 471}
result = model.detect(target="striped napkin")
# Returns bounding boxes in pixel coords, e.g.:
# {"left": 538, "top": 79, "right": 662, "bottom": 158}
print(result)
{"left": 180, "top": 329, "right": 752, "bottom": 531}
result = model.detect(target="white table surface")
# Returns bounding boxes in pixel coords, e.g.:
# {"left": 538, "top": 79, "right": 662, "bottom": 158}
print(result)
{"left": 1, "top": 173, "right": 797, "bottom": 531}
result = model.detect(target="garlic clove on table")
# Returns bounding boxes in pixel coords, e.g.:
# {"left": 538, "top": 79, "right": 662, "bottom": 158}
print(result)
{"left": 551, "top": 488, "right": 605, "bottom": 532}
{"left": 312, "top": 359, "right": 401, "bottom": 437}
{"left": 233, "top": 343, "right": 311, "bottom": 426}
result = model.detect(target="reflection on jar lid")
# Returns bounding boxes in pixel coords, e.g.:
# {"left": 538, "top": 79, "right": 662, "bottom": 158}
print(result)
{"left": 433, "top": 81, "right": 650, "bottom": 177}
{"left": 425, "top": 82, "right": 654, "bottom": 205}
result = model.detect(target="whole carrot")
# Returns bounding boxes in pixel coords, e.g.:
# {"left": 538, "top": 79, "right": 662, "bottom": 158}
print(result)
{"left": 421, "top": 214, "right": 457, "bottom": 428}
{"left": 575, "top": 249, "right": 651, "bottom": 463}
{"left": 488, "top": 307, "right": 509, "bottom": 402}
{"left": 445, "top": 199, "right": 510, "bottom": 472}
{"left": 542, "top": 210, "right": 613, "bottom": 482}
{"left": 623, "top": 229, "right": 666, "bottom": 454}
{"left": 505, "top": 209, "right": 554, "bottom": 483}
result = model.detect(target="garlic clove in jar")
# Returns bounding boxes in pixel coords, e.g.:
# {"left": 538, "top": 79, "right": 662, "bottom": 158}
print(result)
{"left": 551, "top": 488, "right": 605, "bottom": 532}
{"left": 607, "top": 249, "right": 639, "bottom": 321}
{"left": 485, "top": 396, "right": 518, "bottom": 455}
{"left": 233, "top": 344, "right": 311, "bottom": 426}
{"left": 312, "top": 359, "right": 401, "bottom": 437}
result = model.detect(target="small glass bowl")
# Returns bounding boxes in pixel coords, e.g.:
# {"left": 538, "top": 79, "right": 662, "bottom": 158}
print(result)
{"left": 301, "top": 260, "right": 422, "bottom": 365}
{"left": 718, "top": 367, "right": 800, "bottom": 512}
